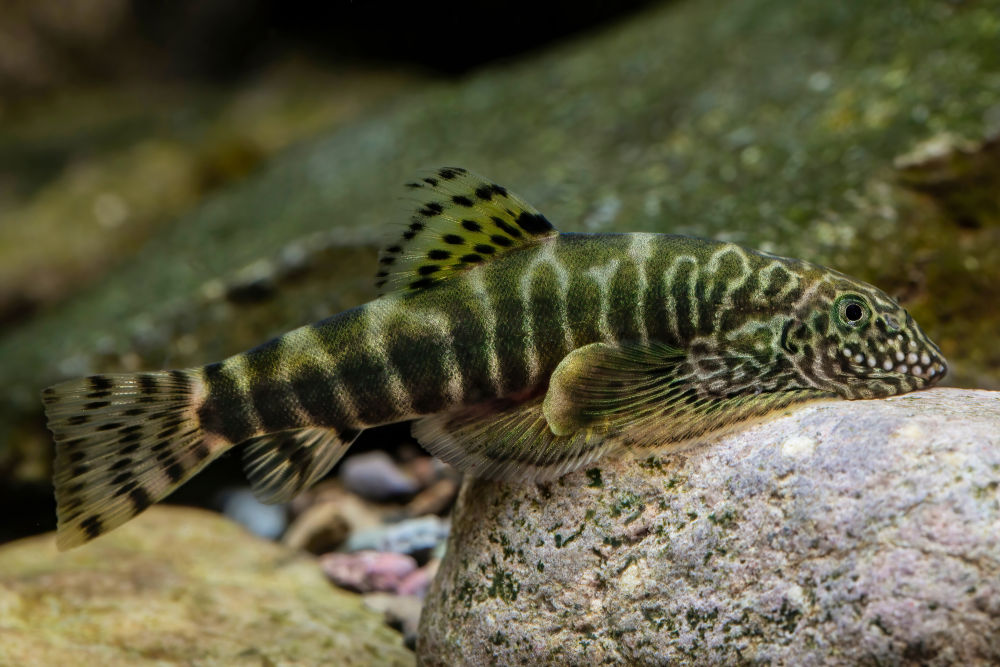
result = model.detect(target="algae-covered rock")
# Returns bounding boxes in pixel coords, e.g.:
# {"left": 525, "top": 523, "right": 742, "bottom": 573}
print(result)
{"left": 0, "top": 506, "right": 413, "bottom": 666}
{"left": 3, "top": 0, "right": 1000, "bottom": 479}
{"left": 418, "top": 389, "right": 1000, "bottom": 665}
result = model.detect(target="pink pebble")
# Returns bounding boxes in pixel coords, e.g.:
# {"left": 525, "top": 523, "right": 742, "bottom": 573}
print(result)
{"left": 321, "top": 550, "right": 418, "bottom": 593}
{"left": 396, "top": 559, "right": 440, "bottom": 597}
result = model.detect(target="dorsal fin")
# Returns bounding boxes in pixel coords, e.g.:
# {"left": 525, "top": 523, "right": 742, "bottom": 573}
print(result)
{"left": 375, "top": 167, "right": 558, "bottom": 296}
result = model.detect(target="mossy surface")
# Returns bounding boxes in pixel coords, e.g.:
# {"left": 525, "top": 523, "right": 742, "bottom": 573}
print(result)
{"left": 0, "top": 506, "right": 413, "bottom": 666}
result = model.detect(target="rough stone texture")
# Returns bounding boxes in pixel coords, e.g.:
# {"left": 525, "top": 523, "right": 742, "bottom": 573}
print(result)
{"left": 419, "top": 389, "right": 1000, "bottom": 666}
{"left": 4, "top": 0, "right": 1000, "bottom": 484}
{"left": 0, "top": 506, "right": 413, "bottom": 666}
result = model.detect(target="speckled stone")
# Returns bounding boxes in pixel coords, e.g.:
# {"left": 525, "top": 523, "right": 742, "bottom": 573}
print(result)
{"left": 418, "top": 389, "right": 1000, "bottom": 666}
{"left": 0, "top": 506, "right": 413, "bottom": 666}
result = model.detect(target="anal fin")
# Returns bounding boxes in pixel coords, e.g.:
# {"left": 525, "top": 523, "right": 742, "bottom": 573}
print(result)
{"left": 242, "top": 427, "right": 360, "bottom": 504}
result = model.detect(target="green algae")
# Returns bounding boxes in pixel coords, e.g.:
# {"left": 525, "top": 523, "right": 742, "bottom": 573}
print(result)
{"left": 485, "top": 555, "right": 520, "bottom": 603}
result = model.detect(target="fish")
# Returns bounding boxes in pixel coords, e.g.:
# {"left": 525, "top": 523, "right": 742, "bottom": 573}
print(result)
{"left": 42, "top": 166, "right": 947, "bottom": 549}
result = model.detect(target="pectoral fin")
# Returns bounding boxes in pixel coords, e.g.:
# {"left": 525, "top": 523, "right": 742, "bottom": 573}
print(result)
{"left": 543, "top": 342, "right": 689, "bottom": 436}
{"left": 416, "top": 341, "right": 827, "bottom": 482}
{"left": 542, "top": 341, "right": 826, "bottom": 446}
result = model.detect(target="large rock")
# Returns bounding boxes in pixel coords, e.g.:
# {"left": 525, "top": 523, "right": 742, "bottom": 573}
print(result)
{"left": 0, "top": 506, "right": 413, "bottom": 666}
{"left": 418, "top": 389, "right": 1000, "bottom": 665}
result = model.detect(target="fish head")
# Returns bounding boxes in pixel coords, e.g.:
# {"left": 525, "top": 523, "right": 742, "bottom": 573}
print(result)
{"left": 782, "top": 277, "right": 947, "bottom": 399}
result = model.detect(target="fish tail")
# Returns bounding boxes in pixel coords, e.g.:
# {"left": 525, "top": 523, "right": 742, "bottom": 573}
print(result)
{"left": 42, "top": 369, "right": 223, "bottom": 550}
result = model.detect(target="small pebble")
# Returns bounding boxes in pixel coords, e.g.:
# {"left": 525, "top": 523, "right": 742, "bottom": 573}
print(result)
{"left": 219, "top": 488, "right": 286, "bottom": 539}
{"left": 282, "top": 501, "right": 351, "bottom": 554}
{"left": 321, "top": 550, "right": 418, "bottom": 593}
{"left": 289, "top": 481, "right": 387, "bottom": 531}
{"left": 363, "top": 593, "right": 424, "bottom": 649}
{"left": 402, "top": 456, "right": 442, "bottom": 488}
{"left": 339, "top": 451, "right": 421, "bottom": 501}
{"left": 344, "top": 515, "right": 450, "bottom": 555}
{"left": 405, "top": 478, "right": 460, "bottom": 517}
{"left": 396, "top": 558, "right": 440, "bottom": 598}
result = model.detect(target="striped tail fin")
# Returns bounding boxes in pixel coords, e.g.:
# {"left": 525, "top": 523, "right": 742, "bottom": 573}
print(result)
{"left": 41, "top": 370, "right": 224, "bottom": 550}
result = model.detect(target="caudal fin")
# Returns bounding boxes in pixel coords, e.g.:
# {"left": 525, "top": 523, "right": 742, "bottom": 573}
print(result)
{"left": 41, "top": 370, "right": 223, "bottom": 550}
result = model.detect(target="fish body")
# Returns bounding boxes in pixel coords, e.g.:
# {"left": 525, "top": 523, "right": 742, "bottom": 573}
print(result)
{"left": 42, "top": 167, "right": 946, "bottom": 549}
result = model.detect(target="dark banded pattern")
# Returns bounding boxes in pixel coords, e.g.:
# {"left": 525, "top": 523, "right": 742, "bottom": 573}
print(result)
{"left": 198, "top": 361, "right": 256, "bottom": 444}
{"left": 290, "top": 366, "right": 352, "bottom": 428}
{"left": 43, "top": 168, "right": 947, "bottom": 551}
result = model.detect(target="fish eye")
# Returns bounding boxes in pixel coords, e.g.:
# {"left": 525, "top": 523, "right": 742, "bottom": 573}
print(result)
{"left": 834, "top": 295, "right": 870, "bottom": 328}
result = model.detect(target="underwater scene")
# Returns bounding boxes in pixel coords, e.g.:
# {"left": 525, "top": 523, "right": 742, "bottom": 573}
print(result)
{"left": 1, "top": 1, "right": 998, "bottom": 664}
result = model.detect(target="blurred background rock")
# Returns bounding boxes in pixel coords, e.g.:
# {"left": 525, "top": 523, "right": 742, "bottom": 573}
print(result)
{"left": 0, "top": 0, "right": 997, "bottom": 581}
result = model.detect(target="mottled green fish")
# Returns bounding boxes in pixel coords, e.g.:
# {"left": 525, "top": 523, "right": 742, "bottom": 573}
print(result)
{"left": 42, "top": 167, "right": 946, "bottom": 549}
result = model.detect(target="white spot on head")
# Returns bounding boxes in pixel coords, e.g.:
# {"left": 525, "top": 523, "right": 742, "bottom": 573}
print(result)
{"left": 854, "top": 354, "right": 864, "bottom": 364}
{"left": 897, "top": 335, "right": 904, "bottom": 342}
{"left": 895, "top": 351, "right": 905, "bottom": 362}
{"left": 909, "top": 340, "right": 917, "bottom": 350}
{"left": 896, "top": 364, "right": 908, "bottom": 373}
{"left": 907, "top": 352, "right": 918, "bottom": 364}
{"left": 867, "top": 357, "right": 876, "bottom": 367}
{"left": 921, "top": 352, "right": 930, "bottom": 366}
{"left": 883, "top": 359, "right": 893, "bottom": 371}
{"left": 912, "top": 365, "right": 923, "bottom": 376}
{"left": 843, "top": 348, "right": 852, "bottom": 357}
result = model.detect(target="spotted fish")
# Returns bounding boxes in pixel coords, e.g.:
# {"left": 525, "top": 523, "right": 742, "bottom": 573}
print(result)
{"left": 42, "top": 167, "right": 947, "bottom": 549}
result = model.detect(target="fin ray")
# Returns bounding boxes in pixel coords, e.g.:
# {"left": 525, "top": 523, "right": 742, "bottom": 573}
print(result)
{"left": 42, "top": 370, "right": 221, "bottom": 550}
{"left": 376, "top": 167, "right": 558, "bottom": 295}
{"left": 241, "top": 427, "right": 360, "bottom": 504}
{"left": 542, "top": 341, "right": 829, "bottom": 447}
{"left": 413, "top": 395, "right": 618, "bottom": 482}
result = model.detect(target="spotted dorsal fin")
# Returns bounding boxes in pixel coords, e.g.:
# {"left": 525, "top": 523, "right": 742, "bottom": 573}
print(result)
{"left": 375, "top": 167, "right": 558, "bottom": 295}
